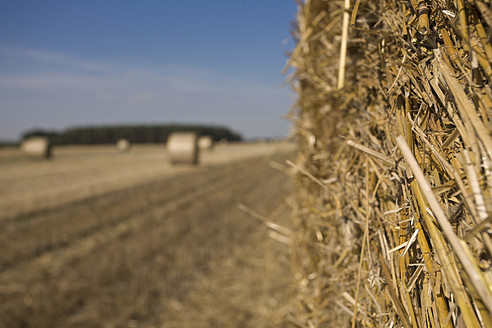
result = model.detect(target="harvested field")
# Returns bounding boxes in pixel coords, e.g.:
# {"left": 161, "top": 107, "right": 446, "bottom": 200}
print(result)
{"left": 0, "top": 142, "right": 296, "bottom": 327}
{"left": 0, "top": 142, "right": 281, "bottom": 222}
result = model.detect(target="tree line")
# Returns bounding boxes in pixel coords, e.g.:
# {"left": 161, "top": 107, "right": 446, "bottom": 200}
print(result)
{"left": 22, "top": 124, "right": 242, "bottom": 145}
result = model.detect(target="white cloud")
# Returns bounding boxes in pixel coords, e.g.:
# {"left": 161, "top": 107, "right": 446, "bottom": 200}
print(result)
{"left": 0, "top": 46, "right": 293, "bottom": 140}
{"left": 0, "top": 44, "right": 110, "bottom": 73}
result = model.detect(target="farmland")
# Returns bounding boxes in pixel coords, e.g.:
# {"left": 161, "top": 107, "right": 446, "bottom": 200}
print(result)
{"left": 0, "top": 142, "right": 296, "bottom": 327}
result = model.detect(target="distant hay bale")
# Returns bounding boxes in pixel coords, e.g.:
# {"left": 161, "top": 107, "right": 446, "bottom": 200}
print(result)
{"left": 116, "top": 138, "right": 131, "bottom": 151}
{"left": 218, "top": 138, "right": 229, "bottom": 145}
{"left": 167, "top": 132, "right": 199, "bottom": 165}
{"left": 198, "top": 135, "right": 214, "bottom": 151}
{"left": 20, "top": 137, "right": 52, "bottom": 159}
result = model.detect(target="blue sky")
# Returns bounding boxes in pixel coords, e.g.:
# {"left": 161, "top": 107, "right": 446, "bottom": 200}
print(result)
{"left": 0, "top": 1, "right": 298, "bottom": 141}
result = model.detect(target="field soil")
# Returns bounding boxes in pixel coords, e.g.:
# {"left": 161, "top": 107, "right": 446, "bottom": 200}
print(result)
{"left": 0, "top": 142, "right": 296, "bottom": 328}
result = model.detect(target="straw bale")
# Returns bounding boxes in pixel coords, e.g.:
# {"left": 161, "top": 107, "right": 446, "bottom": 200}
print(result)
{"left": 198, "top": 135, "right": 214, "bottom": 151}
{"left": 20, "top": 137, "right": 52, "bottom": 159}
{"left": 219, "top": 138, "right": 229, "bottom": 145}
{"left": 116, "top": 138, "right": 131, "bottom": 151}
{"left": 289, "top": 0, "right": 492, "bottom": 326}
{"left": 167, "top": 132, "right": 199, "bottom": 165}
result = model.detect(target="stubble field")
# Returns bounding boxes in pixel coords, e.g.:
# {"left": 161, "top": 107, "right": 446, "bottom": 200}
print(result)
{"left": 0, "top": 142, "right": 296, "bottom": 328}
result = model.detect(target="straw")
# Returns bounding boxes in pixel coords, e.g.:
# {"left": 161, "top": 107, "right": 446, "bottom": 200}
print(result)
{"left": 288, "top": 0, "right": 492, "bottom": 326}
{"left": 397, "top": 136, "right": 492, "bottom": 315}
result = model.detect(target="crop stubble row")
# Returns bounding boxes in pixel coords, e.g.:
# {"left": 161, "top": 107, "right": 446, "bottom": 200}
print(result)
{"left": 0, "top": 158, "right": 265, "bottom": 270}
{"left": 0, "top": 151, "right": 294, "bottom": 327}
{"left": 0, "top": 143, "right": 279, "bottom": 222}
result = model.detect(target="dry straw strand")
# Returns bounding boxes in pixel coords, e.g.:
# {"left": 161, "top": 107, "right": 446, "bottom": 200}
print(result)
{"left": 397, "top": 136, "right": 492, "bottom": 317}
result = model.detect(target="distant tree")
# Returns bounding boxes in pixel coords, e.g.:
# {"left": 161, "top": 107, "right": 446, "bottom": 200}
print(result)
{"left": 21, "top": 124, "right": 242, "bottom": 145}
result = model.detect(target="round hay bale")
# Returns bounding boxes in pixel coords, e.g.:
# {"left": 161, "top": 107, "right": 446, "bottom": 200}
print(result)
{"left": 116, "top": 138, "right": 131, "bottom": 151}
{"left": 198, "top": 135, "right": 214, "bottom": 151}
{"left": 218, "top": 138, "right": 229, "bottom": 145}
{"left": 20, "top": 137, "right": 52, "bottom": 159}
{"left": 167, "top": 132, "right": 199, "bottom": 165}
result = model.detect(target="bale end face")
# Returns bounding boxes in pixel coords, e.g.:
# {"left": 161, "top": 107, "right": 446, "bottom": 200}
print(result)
{"left": 20, "top": 137, "right": 52, "bottom": 159}
{"left": 167, "top": 132, "right": 199, "bottom": 165}
{"left": 198, "top": 135, "right": 214, "bottom": 151}
{"left": 116, "top": 139, "right": 131, "bottom": 151}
